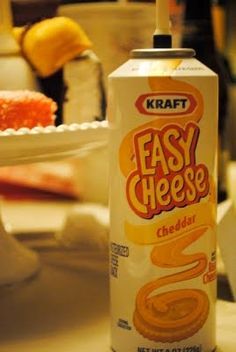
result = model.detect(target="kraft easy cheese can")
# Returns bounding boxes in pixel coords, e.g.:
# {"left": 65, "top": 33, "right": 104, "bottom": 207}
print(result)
{"left": 108, "top": 48, "right": 218, "bottom": 352}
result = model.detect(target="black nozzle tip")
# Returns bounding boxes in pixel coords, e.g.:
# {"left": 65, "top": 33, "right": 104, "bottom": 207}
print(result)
{"left": 153, "top": 34, "right": 172, "bottom": 49}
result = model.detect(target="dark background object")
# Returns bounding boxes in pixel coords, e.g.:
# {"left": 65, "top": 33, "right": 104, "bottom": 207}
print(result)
{"left": 61, "top": 0, "right": 116, "bottom": 3}
{"left": 181, "top": 0, "right": 230, "bottom": 202}
{"left": 11, "top": 0, "right": 61, "bottom": 26}
{"left": 11, "top": 0, "right": 117, "bottom": 27}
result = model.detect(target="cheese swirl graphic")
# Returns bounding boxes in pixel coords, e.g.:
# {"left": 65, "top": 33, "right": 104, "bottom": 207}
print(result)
{"left": 133, "top": 226, "right": 210, "bottom": 342}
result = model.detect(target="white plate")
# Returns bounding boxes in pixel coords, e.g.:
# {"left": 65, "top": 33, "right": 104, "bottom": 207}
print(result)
{"left": 0, "top": 121, "right": 108, "bottom": 166}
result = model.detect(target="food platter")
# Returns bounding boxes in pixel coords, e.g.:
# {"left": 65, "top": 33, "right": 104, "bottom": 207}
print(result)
{"left": 0, "top": 120, "right": 108, "bottom": 166}
{"left": 0, "top": 120, "right": 108, "bottom": 286}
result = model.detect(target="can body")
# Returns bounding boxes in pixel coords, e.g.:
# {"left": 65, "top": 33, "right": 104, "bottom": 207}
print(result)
{"left": 109, "top": 52, "right": 218, "bottom": 352}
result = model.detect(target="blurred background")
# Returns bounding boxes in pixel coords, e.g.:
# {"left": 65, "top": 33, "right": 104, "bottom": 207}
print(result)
{"left": 2, "top": 0, "right": 234, "bottom": 202}
{"left": 10, "top": 0, "right": 236, "bottom": 78}
{"left": 0, "top": 2, "right": 235, "bottom": 352}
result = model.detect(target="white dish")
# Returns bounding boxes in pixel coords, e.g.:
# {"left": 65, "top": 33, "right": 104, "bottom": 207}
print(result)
{"left": 2, "top": 200, "right": 76, "bottom": 234}
{"left": 0, "top": 120, "right": 108, "bottom": 285}
{"left": 0, "top": 121, "right": 108, "bottom": 166}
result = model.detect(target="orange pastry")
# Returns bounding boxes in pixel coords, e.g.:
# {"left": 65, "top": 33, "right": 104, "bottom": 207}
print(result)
{"left": 22, "top": 17, "right": 92, "bottom": 77}
{"left": 0, "top": 90, "right": 57, "bottom": 130}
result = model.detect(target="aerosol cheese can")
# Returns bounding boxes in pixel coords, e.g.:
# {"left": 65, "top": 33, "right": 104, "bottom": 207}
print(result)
{"left": 108, "top": 1, "right": 218, "bottom": 352}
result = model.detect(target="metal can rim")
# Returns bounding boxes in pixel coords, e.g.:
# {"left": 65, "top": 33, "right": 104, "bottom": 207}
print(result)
{"left": 131, "top": 48, "right": 196, "bottom": 59}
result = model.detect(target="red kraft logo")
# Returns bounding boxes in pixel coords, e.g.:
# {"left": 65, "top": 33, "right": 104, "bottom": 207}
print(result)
{"left": 135, "top": 92, "right": 197, "bottom": 116}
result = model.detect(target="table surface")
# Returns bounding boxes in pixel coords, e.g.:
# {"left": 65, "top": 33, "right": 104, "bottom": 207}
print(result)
{"left": 0, "top": 257, "right": 110, "bottom": 352}
{"left": 0, "top": 251, "right": 235, "bottom": 352}
{"left": 1, "top": 168, "right": 236, "bottom": 352}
